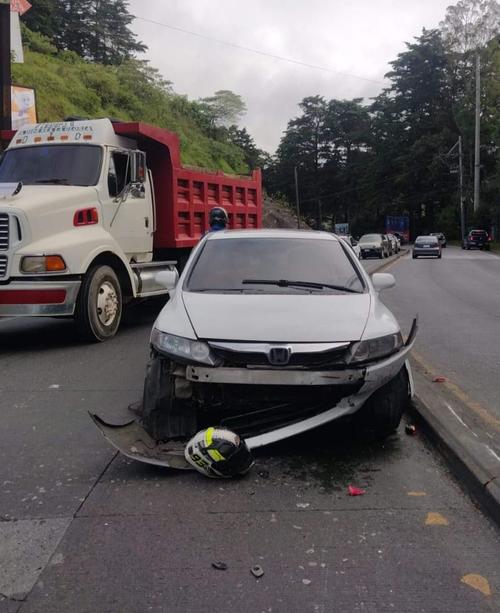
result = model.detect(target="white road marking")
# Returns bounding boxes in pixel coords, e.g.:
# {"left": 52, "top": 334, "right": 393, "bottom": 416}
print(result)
{"left": 485, "top": 446, "right": 500, "bottom": 464}
{"left": 445, "top": 402, "right": 479, "bottom": 437}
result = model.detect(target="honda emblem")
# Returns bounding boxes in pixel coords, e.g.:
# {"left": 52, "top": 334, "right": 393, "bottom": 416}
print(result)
{"left": 268, "top": 346, "right": 291, "bottom": 366}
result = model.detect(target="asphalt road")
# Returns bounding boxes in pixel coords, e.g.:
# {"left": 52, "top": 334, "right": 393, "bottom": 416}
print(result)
{"left": 377, "top": 246, "right": 500, "bottom": 456}
{"left": 1, "top": 251, "right": 499, "bottom": 613}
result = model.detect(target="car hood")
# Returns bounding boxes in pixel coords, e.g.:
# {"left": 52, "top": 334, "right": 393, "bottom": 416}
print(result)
{"left": 182, "top": 292, "right": 371, "bottom": 342}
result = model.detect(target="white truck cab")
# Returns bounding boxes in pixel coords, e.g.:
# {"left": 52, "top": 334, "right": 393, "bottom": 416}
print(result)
{"left": 0, "top": 118, "right": 175, "bottom": 341}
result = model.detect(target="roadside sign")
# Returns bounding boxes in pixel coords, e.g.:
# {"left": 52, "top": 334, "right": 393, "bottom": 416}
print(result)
{"left": 11, "top": 1, "right": 32, "bottom": 16}
{"left": 335, "top": 223, "right": 349, "bottom": 235}
{"left": 11, "top": 85, "right": 37, "bottom": 129}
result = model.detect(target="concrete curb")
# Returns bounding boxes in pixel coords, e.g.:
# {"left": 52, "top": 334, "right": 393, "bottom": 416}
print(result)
{"left": 409, "top": 367, "right": 500, "bottom": 527}
{"left": 363, "top": 247, "right": 409, "bottom": 274}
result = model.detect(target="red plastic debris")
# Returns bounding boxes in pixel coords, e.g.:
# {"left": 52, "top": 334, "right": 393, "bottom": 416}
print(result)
{"left": 405, "top": 424, "right": 417, "bottom": 435}
{"left": 348, "top": 485, "right": 365, "bottom": 496}
{"left": 432, "top": 376, "right": 447, "bottom": 383}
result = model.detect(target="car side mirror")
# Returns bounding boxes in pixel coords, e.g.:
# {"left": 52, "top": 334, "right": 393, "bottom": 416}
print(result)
{"left": 371, "top": 273, "right": 395, "bottom": 292}
{"left": 155, "top": 270, "right": 178, "bottom": 291}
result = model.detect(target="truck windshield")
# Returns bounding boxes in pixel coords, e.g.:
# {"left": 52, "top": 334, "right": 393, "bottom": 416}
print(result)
{"left": 0, "top": 145, "right": 102, "bottom": 186}
{"left": 186, "top": 237, "right": 365, "bottom": 294}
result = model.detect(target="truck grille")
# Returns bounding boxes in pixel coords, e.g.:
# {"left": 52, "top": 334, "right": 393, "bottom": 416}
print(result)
{"left": 0, "top": 255, "right": 7, "bottom": 278}
{"left": 0, "top": 213, "right": 9, "bottom": 250}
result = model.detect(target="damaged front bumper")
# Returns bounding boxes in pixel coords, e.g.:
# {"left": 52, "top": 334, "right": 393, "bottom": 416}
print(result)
{"left": 92, "top": 319, "right": 417, "bottom": 467}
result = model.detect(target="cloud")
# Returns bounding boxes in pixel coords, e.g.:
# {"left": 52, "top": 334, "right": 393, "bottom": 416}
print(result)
{"left": 129, "top": 0, "right": 452, "bottom": 153}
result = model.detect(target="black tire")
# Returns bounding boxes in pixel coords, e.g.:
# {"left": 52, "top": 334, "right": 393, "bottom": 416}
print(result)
{"left": 438, "top": 254, "right": 442, "bottom": 259}
{"left": 356, "top": 367, "right": 410, "bottom": 439}
{"left": 75, "top": 265, "right": 122, "bottom": 342}
{"left": 140, "top": 352, "right": 197, "bottom": 440}
{"left": 379, "top": 252, "right": 383, "bottom": 259}
{"left": 412, "top": 254, "right": 417, "bottom": 259}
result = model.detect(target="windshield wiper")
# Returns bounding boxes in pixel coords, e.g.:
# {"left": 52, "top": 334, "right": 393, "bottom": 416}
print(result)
{"left": 242, "top": 279, "right": 362, "bottom": 294}
{"left": 34, "top": 178, "right": 70, "bottom": 185}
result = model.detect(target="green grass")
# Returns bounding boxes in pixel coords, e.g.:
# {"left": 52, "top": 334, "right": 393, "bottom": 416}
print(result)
{"left": 11, "top": 30, "right": 248, "bottom": 173}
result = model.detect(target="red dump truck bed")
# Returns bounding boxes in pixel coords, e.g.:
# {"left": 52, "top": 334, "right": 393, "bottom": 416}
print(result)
{"left": 113, "top": 122, "right": 262, "bottom": 249}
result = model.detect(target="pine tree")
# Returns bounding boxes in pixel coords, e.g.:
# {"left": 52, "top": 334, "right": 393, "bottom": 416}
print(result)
{"left": 22, "top": 0, "right": 146, "bottom": 64}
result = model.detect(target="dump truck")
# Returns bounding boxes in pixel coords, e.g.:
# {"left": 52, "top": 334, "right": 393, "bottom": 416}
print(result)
{"left": 0, "top": 119, "right": 262, "bottom": 341}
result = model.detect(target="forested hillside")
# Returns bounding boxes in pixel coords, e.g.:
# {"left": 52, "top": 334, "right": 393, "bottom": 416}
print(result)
{"left": 11, "top": 28, "right": 263, "bottom": 175}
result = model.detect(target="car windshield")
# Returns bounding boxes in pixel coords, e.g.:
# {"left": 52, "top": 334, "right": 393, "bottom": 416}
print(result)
{"left": 0, "top": 145, "right": 102, "bottom": 186}
{"left": 186, "top": 237, "right": 365, "bottom": 294}
{"left": 359, "top": 234, "right": 381, "bottom": 242}
{"left": 416, "top": 237, "right": 437, "bottom": 244}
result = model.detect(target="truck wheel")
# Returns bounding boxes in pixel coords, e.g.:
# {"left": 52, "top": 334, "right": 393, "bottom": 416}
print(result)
{"left": 75, "top": 265, "right": 122, "bottom": 342}
{"left": 356, "top": 367, "right": 409, "bottom": 440}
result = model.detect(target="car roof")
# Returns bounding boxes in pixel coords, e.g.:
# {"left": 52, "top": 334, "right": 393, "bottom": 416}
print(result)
{"left": 205, "top": 229, "right": 338, "bottom": 241}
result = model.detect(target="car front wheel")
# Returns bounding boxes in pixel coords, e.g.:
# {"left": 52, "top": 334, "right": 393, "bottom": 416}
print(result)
{"left": 356, "top": 367, "right": 410, "bottom": 439}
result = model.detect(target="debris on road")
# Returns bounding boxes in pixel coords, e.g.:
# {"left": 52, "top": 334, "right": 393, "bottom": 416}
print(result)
{"left": 348, "top": 485, "right": 365, "bottom": 496}
{"left": 258, "top": 470, "right": 270, "bottom": 479}
{"left": 432, "top": 376, "right": 447, "bottom": 383}
{"left": 211, "top": 561, "right": 228, "bottom": 571}
{"left": 251, "top": 565, "right": 264, "bottom": 578}
{"left": 405, "top": 424, "right": 417, "bottom": 435}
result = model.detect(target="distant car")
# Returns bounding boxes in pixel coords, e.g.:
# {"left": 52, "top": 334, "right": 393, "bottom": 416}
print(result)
{"left": 462, "top": 230, "right": 491, "bottom": 251}
{"left": 358, "top": 233, "right": 390, "bottom": 259}
{"left": 393, "top": 232, "right": 404, "bottom": 246}
{"left": 338, "top": 234, "right": 361, "bottom": 259}
{"left": 430, "top": 232, "right": 447, "bottom": 248}
{"left": 387, "top": 233, "right": 399, "bottom": 254}
{"left": 413, "top": 235, "right": 441, "bottom": 259}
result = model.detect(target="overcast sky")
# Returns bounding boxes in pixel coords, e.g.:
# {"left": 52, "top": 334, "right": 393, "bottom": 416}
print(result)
{"left": 129, "top": 0, "right": 454, "bottom": 153}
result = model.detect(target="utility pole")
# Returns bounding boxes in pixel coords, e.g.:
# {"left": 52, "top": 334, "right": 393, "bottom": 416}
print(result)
{"left": 458, "top": 136, "right": 465, "bottom": 242}
{"left": 0, "top": 0, "right": 12, "bottom": 131}
{"left": 447, "top": 136, "right": 465, "bottom": 242}
{"left": 294, "top": 165, "right": 301, "bottom": 229}
{"left": 473, "top": 52, "right": 480, "bottom": 213}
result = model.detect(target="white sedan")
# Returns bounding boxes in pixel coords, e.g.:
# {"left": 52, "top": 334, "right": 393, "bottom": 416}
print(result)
{"left": 94, "top": 230, "right": 417, "bottom": 468}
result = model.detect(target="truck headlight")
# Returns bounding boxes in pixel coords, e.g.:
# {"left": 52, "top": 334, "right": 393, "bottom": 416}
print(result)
{"left": 21, "top": 255, "right": 67, "bottom": 274}
{"left": 349, "top": 332, "right": 403, "bottom": 364}
{"left": 151, "top": 329, "right": 218, "bottom": 365}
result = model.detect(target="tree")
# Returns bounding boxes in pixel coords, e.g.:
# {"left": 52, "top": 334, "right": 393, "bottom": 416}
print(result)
{"left": 22, "top": 0, "right": 147, "bottom": 64}
{"left": 440, "top": 0, "right": 500, "bottom": 53}
{"left": 23, "top": 0, "right": 61, "bottom": 41}
{"left": 225, "top": 126, "right": 270, "bottom": 169}
{"left": 199, "top": 90, "right": 247, "bottom": 129}
{"left": 88, "top": 0, "right": 147, "bottom": 65}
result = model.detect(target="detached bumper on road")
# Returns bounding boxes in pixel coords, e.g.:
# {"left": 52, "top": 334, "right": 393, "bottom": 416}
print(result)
{"left": 0, "top": 280, "right": 81, "bottom": 316}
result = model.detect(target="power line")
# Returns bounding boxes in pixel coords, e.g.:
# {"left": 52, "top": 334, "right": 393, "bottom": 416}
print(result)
{"left": 132, "top": 14, "right": 386, "bottom": 86}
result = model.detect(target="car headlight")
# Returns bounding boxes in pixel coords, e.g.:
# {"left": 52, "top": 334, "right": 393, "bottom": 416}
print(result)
{"left": 150, "top": 329, "right": 217, "bottom": 365}
{"left": 349, "top": 332, "right": 403, "bottom": 364}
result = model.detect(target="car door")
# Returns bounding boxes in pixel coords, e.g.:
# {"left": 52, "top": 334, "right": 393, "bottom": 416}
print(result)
{"left": 102, "top": 149, "right": 153, "bottom": 257}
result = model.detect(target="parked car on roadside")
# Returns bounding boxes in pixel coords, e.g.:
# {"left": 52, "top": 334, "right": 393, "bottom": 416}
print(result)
{"left": 95, "top": 230, "right": 417, "bottom": 468}
{"left": 387, "top": 233, "right": 399, "bottom": 254}
{"left": 358, "top": 233, "right": 390, "bottom": 259}
{"left": 338, "top": 234, "right": 361, "bottom": 259}
{"left": 412, "top": 235, "right": 441, "bottom": 259}
{"left": 462, "top": 229, "right": 491, "bottom": 251}
{"left": 430, "top": 232, "right": 447, "bottom": 248}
